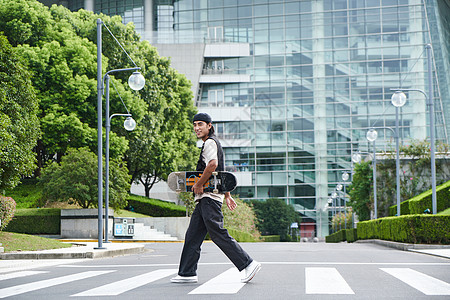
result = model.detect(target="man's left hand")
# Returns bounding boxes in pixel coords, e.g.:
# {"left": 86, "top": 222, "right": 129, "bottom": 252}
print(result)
{"left": 225, "top": 194, "right": 237, "bottom": 211}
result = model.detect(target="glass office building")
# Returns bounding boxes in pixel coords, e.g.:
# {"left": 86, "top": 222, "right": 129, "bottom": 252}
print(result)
{"left": 50, "top": 0, "right": 450, "bottom": 237}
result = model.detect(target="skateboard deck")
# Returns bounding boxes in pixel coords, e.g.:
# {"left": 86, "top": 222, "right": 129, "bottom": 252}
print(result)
{"left": 167, "top": 171, "right": 237, "bottom": 193}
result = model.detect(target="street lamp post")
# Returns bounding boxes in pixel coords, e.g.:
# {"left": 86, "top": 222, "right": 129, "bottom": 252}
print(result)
{"left": 389, "top": 44, "right": 437, "bottom": 214}
{"left": 341, "top": 172, "right": 349, "bottom": 228}
{"left": 366, "top": 127, "right": 396, "bottom": 219}
{"left": 96, "top": 19, "right": 145, "bottom": 249}
{"left": 103, "top": 73, "right": 140, "bottom": 243}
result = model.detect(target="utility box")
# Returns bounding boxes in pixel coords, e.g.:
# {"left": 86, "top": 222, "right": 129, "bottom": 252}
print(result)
{"left": 114, "top": 218, "right": 135, "bottom": 238}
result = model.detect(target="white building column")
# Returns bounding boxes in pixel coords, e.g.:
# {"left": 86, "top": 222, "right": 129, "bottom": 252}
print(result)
{"left": 312, "top": 1, "right": 328, "bottom": 238}
{"left": 84, "top": 0, "right": 93, "bottom": 11}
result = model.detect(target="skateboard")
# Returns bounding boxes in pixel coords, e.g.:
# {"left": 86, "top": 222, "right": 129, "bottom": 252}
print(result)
{"left": 167, "top": 171, "right": 237, "bottom": 193}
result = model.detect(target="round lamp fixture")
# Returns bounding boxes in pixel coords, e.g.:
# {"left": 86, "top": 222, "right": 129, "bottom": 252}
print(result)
{"left": 342, "top": 172, "right": 349, "bottom": 181}
{"left": 124, "top": 117, "right": 136, "bottom": 131}
{"left": 366, "top": 128, "right": 378, "bottom": 142}
{"left": 336, "top": 184, "right": 343, "bottom": 191}
{"left": 331, "top": 191, "right": 338, "bottom": 199}
{"left": 128, "top": 71, "right": 146, "bottom": 91}
{"left": 351, "top": 152, "right": 362, "bottom": 163}
{"left": 391, "top": 91, "right": 407, "bottom": 107}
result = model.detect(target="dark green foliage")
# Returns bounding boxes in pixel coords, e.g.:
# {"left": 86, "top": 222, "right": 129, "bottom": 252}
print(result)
{"left": 0, "top": 33, "right": 40, "bottom": 190}
{"left": 325, "top": 230, "right": 346, "bottom": 243}
{"left": 346, "top": 228, "right": 358, "bottom": 242}
{"left": 4, "top": 179, "right": 43, "bottom": 208}
{"left": 389, "top": 180, "right": 450, "bottom": 216}
{"left": 126, "top": 194, "right": 185, "bottom": 217}
{"left": 39, "top": 148, "right": 130, "bottom": 210}
{"left": 357, "top": 215, "right": 450, "bottom": 244}
{"left": 5, "top": 208, "right": 60, "bottom": 234}
{"left": 262, "top": 235, "right": 281, "bottom": 242}
{"left": 250, "top": 198, "right": 301, "bottom": 241}
{"left": 227, "top": 228, "right": 260, "bottom": 242}
{"left": 348, "top": 161, "right": 372, "bottom": 221}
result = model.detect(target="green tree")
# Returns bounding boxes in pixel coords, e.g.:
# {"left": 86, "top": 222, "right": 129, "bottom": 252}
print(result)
{"left": 40, "top": 147, "right": 130, "bottom": 210}
{"left": 0, "top": 33, "right": 40, "bottom": 191}
{"left": 0, "top": 1, "right": 198, "bottom": 192}
{"left": 250, "top": 198, "right": 301, "bottom": 241}
{"left": 348, "top": 161, "right": 373, "bottom": 221}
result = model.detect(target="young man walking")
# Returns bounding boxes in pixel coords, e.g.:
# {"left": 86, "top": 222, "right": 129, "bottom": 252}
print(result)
{"left": 171, "top": 112, "right": 261, "bottom": 284}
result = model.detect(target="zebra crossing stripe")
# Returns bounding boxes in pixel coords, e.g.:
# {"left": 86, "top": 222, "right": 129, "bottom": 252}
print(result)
{"left": 71, "top": 269, "right": 178, "bottom": 296}
{"left": 381, "top": 268, "right": 450, "bottom": 295}
{"left": 189, "top": 268, "right": 245, "bottom": 294}
{"left": 0, "top": 270, "right": 114, "bottom": 299}
{"left": 0, "top": 271, "right": 48, "bottom": 281}
{"left": 305, "top": 267, "right": 354, "bottom": 294}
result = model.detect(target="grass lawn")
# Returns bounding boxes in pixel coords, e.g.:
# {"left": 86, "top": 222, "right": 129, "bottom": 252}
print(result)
{"left": 0, "top": 232, "right": 72, "bottom": 253}
{"left": 438, "top": 207, "right": 450, "bottom": 215}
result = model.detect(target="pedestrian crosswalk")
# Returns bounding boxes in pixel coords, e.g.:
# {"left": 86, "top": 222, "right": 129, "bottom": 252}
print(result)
{"left": 0, "top": 265, "right": 449, "bottom": 298}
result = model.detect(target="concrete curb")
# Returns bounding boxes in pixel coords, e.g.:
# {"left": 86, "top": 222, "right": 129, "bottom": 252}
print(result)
{"left": 0, "top": 243, "right": 145, "bottom": 260}
{"left": 355, "top": 239, "right": 450, "bottom": 250}
{"left": 355, "top": 239, "right": 450, "bottom": 259}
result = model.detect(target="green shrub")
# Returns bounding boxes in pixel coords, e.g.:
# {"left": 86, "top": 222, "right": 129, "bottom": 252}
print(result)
{"left": 389, "top": 180, "right": 450, "bottom": 216}
{"left": 325, "top": 229, "right": 346, "bottom": 243}
{"left": 223, "top": 197, "right": 260, "bottom": 241}
{"left": 228, "top": 228, "right": 260, "bottom": 242}
{"left": 262, "top": 235, "right": 280, "bottom": 242}
{"left": 126, "top": 194, "right": 185, "bottom": 217}
{"left": 357, "top": 215, "right": 450, "bottom": 244}
{"left": 346, "top": 228, "right": 358, "bottom": 242}
{"left": 4, "top": 179, "right": 43, "bottom": 209}
{"left": 0, "top": 196, "right": 16, "bottom": 230}
{"left": 5, "top": 208, "right": 60, "bottom": 234}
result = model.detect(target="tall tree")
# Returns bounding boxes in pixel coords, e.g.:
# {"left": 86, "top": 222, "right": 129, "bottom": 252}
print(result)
{"left": 0, "top": 33, "right": 40, "bottom": 191}
{"left": 0, "top": 0, "right": 198, "bottom": 196}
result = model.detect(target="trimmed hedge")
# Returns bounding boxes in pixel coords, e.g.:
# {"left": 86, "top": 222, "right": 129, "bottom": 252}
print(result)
{"left": 262, "top": 235, "right": 281, "bottom": 242}
{"left": 325, "top": 230, "right": 346, "bottom": 243}
{"left": 357, "top": 215, "right": 450, "bottom": 244}
{"left": 389, "top": 180, "right": 450, "bottom": 216}
{"left": 5, "top": 208, "right": 61, "bottom": 234}
{"left": 228, "top": 229, "right": 260, "bottom": 242}
{"left": 346, "top": 228, "right": 358, "bottom": 243}
{"left": 126, "top": 194, "right": 185, "bottom": 217}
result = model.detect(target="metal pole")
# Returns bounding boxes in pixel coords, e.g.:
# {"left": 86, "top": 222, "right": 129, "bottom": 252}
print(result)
{"left": 395, "top": 107, "right": 401, "bottom": 216}
{"left": 96, "top": 18, "right": 104, "bottom": 249}
{"left": 426, "top": 44, "right": 437, "bottom": 214}
{"left": 343, "top": 184, "right": 347, "bottom": 229}
{"left": 105, "top": 75, "right": 110, "bottom": 243}
{"left": 373, "top": 140, "right": 377, "bottom": 219}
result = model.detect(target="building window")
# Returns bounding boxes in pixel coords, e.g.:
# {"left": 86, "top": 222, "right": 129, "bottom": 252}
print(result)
{"left": 207, "top": 26, "right": 223, "bottom": 42}
{"left": 208, "top": 89, "right": 224, "bottom": 107}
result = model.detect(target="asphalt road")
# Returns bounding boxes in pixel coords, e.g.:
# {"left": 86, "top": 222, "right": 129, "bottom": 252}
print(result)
{"left": 1, "top": 242, "right": 449, "bottom": 299}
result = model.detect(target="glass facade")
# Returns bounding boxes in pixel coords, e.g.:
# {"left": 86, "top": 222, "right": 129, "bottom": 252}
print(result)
{"left": 57, "top": 0, "right": 449, "bottom": 237}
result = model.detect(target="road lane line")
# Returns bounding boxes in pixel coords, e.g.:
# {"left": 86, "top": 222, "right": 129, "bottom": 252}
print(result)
{"left": 57, "top": 261, "right": 450, "bottom": 268}
{"left": 381, "top": 268, "right": 450, "bottom": 295}
{"left": 71, "top": 269, "right": 178, "bottom": 296}
{"left": 0, "top": 271, "right": 48, "bottom": 281}
{"left": 305, "top": 267, "right": 354, "bottom": 294}
{"left": 0, "top": 270, "right": 114, "bottom": 299}
{"left": 189, "top": 268, "right": 245, "bottom": 295}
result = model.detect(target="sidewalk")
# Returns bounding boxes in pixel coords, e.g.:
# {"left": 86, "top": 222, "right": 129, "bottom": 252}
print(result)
{"left": 0, "top": 241, "right": 145, "bottom": 260}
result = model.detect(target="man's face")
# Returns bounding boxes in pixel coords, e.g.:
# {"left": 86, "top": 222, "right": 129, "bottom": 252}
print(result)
{"left": 193, "top": 121, "right": 211, "bottom": 141}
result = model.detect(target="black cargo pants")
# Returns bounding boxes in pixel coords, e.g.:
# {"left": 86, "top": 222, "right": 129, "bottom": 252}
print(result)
{"left": 178, "top": 197, "right": 252, "bottom": 276}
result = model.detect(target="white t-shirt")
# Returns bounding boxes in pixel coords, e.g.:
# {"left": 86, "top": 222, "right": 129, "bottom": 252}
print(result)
{"left": 195, "top": 139, "right": 225, "bottom": 203}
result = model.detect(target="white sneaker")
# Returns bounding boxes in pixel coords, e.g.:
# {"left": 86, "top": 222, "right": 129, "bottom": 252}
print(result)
{"left": 241, "top": 260, "right": 261, "bottom": 283}
{"left": 170, "top": 275, "right": 198, "bottom": 283}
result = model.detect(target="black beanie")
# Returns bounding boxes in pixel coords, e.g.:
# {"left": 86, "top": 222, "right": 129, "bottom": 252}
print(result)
{"left": 193, "top": 113, "right": 212, "bottom": 124}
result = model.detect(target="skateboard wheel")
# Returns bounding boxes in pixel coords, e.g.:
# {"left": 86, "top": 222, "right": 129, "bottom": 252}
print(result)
{"left": 176, "top": 189, "right": 181, "bottom": 193}
{"left": 212, "top": 172, "right": 218, "bottom": 176}
{"left": 213, "top": 189, "right": 219, "bottom": 193}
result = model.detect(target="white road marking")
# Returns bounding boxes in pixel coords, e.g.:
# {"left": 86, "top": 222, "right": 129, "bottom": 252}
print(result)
{"left": 189, "top": 268, "right": 245, "bottom": 295}
{"left": 0, "top": 270, "right": 114, "bottom": 299}
{"left": 0, "top": 271, "right": 48, "bottom": 281}
{"left": 71, "top": 269, "right": 178, "bottom": 296}
{"left": 57, "top": 261, "right": 450, "bottom": 268}
{"left": 381, "top": 268, "right": 450, "bottom": 295}
{"left": 305, "top": 267, "right": 354, "bottom": 294}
